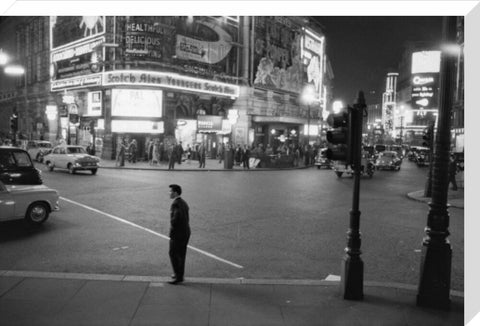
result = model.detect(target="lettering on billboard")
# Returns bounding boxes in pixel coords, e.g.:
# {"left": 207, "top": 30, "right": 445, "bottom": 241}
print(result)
{"left": 411, "top": 73, "right": 439, "bottom": 109}
{"left": 176, "top": 20, "right": 232, "bottom": 64}
{"left": 125, "top": 19, "right": 175, "bottom": 60}
{"left": 50, "top": 37, "right": 104, "bottom": 81}
{"left": 103, "top": 70, "right": 239, "bottom": 98}
{"left": 120, "top": 17, "right": 238, "bottom": 80}
{"left": 197, "top": 115, "right": 223, "bottom": 131}
{"left": 51, "top": 74, "right": 102, "bottom": 91}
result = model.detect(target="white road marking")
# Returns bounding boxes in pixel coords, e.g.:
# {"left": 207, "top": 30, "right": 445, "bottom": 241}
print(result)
{"left": 324, "top": 274, "right": 341, "bottom": 281}
{"left": 60, "top": 196, "right": 244, "bottom": 269}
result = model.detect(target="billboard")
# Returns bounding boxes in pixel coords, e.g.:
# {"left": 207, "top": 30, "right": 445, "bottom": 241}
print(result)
{"left": 411, "top": 73, "right": 439, "bottom": 109}
{"left": 111, "top": 89, "right": 163, "bottom": 117}
{"left": 50, "top": 16, "right": 106, "bottom": 89}
{"left": 124, "top": 16, "right": 238, "bottom": 80}
{"left": 50, "top": 16, "right": 106, "bottom": 50}
{"left": 411, "top": 51, "right": 441, "bottom": 74}
{"left": 252, "top": 16, "right": 304, "bottom": 93}
{"left": 197, "top": 115, "right": 223, "bottom": 132}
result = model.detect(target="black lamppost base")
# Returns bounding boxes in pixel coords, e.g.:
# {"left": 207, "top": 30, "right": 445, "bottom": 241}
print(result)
{"left": 416, "top": 240, "right": 452, "bottom": 310}
{"left": 341, "top": 254, "right": 364, "bottom": 300}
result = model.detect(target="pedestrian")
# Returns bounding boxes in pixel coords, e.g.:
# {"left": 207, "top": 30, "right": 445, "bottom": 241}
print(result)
{"left": 243, "top": 145, "right": 250, "bottom": 169}
{"left": 168, "top": 144, "right": 177, "bottom": 170}
{"left": 116, "top": 138, "right": 127, "bottom": 167}
{"left": 128, "top": 139, "right": 137, "bottom": 163}
{"left": 198, "top": 142, "right": 206, "bottom": 168}
{"left": 186, "top": 144, "right": 192, "bottom": 164}
{"left": 176, "top": 141, "right": 184, "bottom": 164}
{"left": 152, "top": 140, "right": 160, "bottom": 166}
{"left": 218, "top": 143, "right": 225, "bottom": 163}
{"left": 167, "top": 184, "right": 190, "bottom": 285}
{"left": 449, "top": 154, "right": 458, "bottom": 191}
{"left": 147, "top": 140, "right": 154, "bottom": 164}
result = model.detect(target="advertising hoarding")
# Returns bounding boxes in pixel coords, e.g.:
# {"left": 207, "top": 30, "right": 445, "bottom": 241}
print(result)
{"left": 411, "top": 73, "right": 439, "bottom": 109}
{"left": 124, "top": 16, "right": 238, "bottom": 80}
{"left": 197, "top": 115, "right": 223, "bottom": 132}
{"left": 50, "top": 16, "right": 106, "bottom": 90}
{"left": 111, "top": 89, "right": 163, "bottom": 117}
{"left": 50, "top": 16, "right": 106, "bottom": 50}
{"left": 252, "top": 16, "right": 304, "bottom": 94}
{"left": 104, "top": 70, "right": 240, "bottom": 98}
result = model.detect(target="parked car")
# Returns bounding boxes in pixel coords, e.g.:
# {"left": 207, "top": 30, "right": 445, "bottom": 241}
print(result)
{"left": 26, "top": 140, "right": 53, "bottom": 162}
{"left": 0, "top": 146, "right": 43, "bottom": 185}
{"left": 375, "top": 151, "right": 402, "bottom": 171}
{"left": 314, "top": 148, "right": 332, "bottom": 169}
{"left": 43, "top": 145, "right": 101, "bottom": 175}
{"left": 0, "top": 180, "right": 59, "bottom": 226}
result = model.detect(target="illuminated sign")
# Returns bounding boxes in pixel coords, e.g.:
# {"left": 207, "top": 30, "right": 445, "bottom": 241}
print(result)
{"left": 87, "top": 91, "right": 102, "bottom": 116}
{"left": 111, "top": 89, "right": 163, "bottom": 118}
{"left": 51, "top": 37, "right": 104, "bottom": 81}
{"left": 197, "top": 115, "right": 223, "bottom": 132}
{"left": 51, "top": 73, "right": 103, "bottom": 91}
{"left": 51, "top": 16, "right": 106, "bottom": 50}
{"left": 411, "top": 73, "right": 439, "bottom": 109}
{"left": 112, "top": 120, "right": 164, "bottom": 134}
{"left": 103, "top": 70, "right": 240, "bottom": 98}
{"left": 411, "top": 51, "right": 441, "bottom": 74}
{"left": 45, "top": 105, "right": 58, "bottom": 120}
{"left": 176, "top": 19, "right": 233, "bottom": 64}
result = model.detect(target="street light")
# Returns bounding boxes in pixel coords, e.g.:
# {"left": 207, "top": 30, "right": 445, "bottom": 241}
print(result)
{"left": 4, "top": 63, "right": 28, "bottom": 140}
{"left": 301, "top": 84, "right": 315, "bottom": 145}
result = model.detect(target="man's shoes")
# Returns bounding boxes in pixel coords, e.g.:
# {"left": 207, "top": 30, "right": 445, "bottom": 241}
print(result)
{"left": 168, "top": 277, "right": 184, "bottom": 285}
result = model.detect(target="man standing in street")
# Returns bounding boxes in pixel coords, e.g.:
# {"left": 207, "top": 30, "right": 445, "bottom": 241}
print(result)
{"left": 167, "top": 184, "right": 191, "bottom": 284}
{"left": 448, "top": 154, "right": 458, "bottom": 191}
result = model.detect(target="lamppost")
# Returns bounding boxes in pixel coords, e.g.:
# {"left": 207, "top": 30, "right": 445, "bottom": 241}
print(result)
{"left": 416, "top": 16, "right": 456, "bottom": 310}
{"left": 301, "top": 84, "right": 315, "bottom": 145}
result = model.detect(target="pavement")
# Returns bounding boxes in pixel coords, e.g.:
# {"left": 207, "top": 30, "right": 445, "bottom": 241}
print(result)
{"left": 0, "top": 270, "right": 464, "bottom": 326}
{"left": 3, "top": 158, "right": 461, "bottom": 325}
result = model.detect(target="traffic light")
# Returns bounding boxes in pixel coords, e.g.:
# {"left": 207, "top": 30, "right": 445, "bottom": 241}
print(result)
{"left": 422, "top": 124, "right": 434, "bottom": 148}
{"left": 325, "top": 107, "right": 352, "bottom": 163}
{"left": 10, "top": 114, "right": 18, "bottom": 132}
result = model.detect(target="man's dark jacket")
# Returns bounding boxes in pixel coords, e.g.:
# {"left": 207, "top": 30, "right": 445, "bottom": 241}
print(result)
{"left": 170, "top": 197, "right": 190, "bottom": 240}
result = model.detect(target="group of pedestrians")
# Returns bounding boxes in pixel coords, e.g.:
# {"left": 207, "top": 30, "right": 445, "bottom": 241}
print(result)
{"left": 115, "top": 138, "right": 137, "bottom": 167}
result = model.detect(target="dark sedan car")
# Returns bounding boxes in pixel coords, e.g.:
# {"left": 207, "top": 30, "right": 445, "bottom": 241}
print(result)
{"left": 0, "top": 147, "right": 43, "bottom": 185}
{"left": 375, "top": 151, "right": 402, "bottom": 171}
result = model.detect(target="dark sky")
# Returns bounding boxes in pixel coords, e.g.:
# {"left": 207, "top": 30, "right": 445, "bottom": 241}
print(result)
{"left": 314, "top": 16, "right": 444, "bottom": 105}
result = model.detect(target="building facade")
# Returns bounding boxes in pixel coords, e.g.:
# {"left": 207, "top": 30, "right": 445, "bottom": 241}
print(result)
{"left": 1, "top": 16, "right": 333, "bottom": 159}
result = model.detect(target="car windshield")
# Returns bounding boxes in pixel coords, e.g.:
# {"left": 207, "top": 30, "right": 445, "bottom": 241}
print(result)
{"left": 15, "top": 152, "right": 33, "bottom": 166}
{"left": 67, "top": 147, "right": 86, "bottom": 154}
{"left": 381, "top": 152, "right": 396, "bottom": 158}
{"left": 39, "top": 143, "right": 52, "bottom": 148}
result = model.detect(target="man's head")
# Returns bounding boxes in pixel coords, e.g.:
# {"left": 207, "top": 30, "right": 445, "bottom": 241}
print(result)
{"left": 169, "top": 184, "right": 182, "bottom": 198}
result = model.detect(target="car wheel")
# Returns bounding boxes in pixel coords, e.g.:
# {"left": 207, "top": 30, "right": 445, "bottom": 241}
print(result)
{"left": 396, "top": 166, "right": 401, "bottom": 171}
{"left": 25, "top": 202, "right": 49, "bottom": 226}
{"left": 68, "top": 164, "right": 75, "bottom": 174}
{"left": 335, "top": 171, "right": 343, "bottom": 178}
{"left": 91, "top": 168, "right": 98, "bottom": 175}
{"left": 47, "top": 161, "right": 54, "bottom": 171}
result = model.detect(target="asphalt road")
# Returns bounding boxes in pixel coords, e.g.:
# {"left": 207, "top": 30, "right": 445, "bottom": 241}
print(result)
{"left": 0, "top": 160, "right": 464, "bottom": 291}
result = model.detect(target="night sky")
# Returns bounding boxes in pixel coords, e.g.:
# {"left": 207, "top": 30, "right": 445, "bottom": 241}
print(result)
{"left": 314, "top": 16, "right": 444, "bottom": 106}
